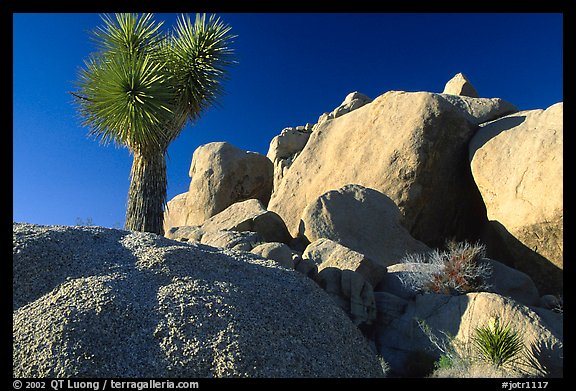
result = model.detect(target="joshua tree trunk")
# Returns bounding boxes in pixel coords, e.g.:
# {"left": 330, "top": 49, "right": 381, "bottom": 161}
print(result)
{"left": 125, "top": 148, "right": 167, "bottom": 235}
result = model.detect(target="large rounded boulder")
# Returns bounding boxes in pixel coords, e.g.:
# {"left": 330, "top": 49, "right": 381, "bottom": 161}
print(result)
{"left": 164, "top": 142, "right": 274, "bottom": 231}
{"left": 268, "top": 90, "right": 491, "bottom": 248}
{"left": 13, "top": 223, "right": 384, "bottom": 378}
{"left": 469, "top": 103, "right": 563, "bottom": 294}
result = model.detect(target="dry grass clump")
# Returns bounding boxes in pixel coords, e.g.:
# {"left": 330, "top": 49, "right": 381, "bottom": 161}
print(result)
{"left": 399, "top": 240, "right": 491, "bottom": 295}
{"left": 430, "top": 361, "right": 518, "bottom": 378}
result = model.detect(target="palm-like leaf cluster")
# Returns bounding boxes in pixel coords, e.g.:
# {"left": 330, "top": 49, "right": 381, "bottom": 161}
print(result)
{"left": 163, "top": 14, "right": 235, "bottom": 143}
{"left": 91, "top": 13, "right": 164, "bottom": 56}
{"left": 74, "top": 13, "right": 235, "bottom": 155}
{"left": 72, "top": 13, "right": 235, "bottom": 234}
{"left": 472, "top": 317, "right": 524, "bottom": 369}
{"left": 421, "top": 316, "right": 549, "bottom": 377}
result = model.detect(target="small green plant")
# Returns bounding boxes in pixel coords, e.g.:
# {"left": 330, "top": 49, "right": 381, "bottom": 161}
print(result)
{"left": 400, "top": 240, "right": 491, "bottom": 295}
{"left": 472, "top": 316, "right": 549, "bottom": 377}
{"left": 435, "top": 354, "right": 454, "bottom": 371}
{"left": 417, "top": 319, "right": 466, "bottom": 371}
{"left": 472, "top": 316, "right": 523, "bottom": 369}
{"left": 418, "top": 317, "right": 548, "bottom": 378}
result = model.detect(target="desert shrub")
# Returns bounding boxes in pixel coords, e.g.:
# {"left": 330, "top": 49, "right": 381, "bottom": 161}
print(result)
{"left": 473, "top": 316, "right": 549, "bottom": 377}
{"left": 435, "top": 354, "right": 454, "bottom": 371}
{"left": 419, "top": 317, "right": 548, "bottom": 378}
{"left": 472, "top": 316, "right": 523, "bottom": 369}
{"left": 417, "top": 319, "right": 468, "bottom": 374}
{"left": 399, "top": 240, "right": 491, "bottom": 295}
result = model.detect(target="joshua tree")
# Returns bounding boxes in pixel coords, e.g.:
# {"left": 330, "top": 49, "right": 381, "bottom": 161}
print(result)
{"left": 72, "top": 13, "right": 235, "bottom": 234}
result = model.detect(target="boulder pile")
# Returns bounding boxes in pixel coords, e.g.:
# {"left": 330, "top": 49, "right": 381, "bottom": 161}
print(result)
{"left": 15, "top": 73, "right": 563, "bottom": 378}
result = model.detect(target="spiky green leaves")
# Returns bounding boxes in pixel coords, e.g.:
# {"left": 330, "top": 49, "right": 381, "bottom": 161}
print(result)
{"left": 76, "top": 52, "right": 175, "bottom": 152}
{"left": 163, "top": 14, "right": 236, "bottom": 129}
{"left": 91, "top": 13, "right": 164, "bottom": 57}
{"left": 74, "top": 13, "right": 175, "bottom": 153}
{"left": 73, "top": 13, "right": 235, "bottom": 153}
{"left": 472, "top": 316, "right": 524, "bottom": 369}
{"left": 72, "top": 13, "right": 235, "bottom": 233}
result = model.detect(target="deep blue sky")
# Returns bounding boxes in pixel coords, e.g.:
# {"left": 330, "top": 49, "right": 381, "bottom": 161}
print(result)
{"left": 13, "top": 13, "right": 563, "bottom": 228}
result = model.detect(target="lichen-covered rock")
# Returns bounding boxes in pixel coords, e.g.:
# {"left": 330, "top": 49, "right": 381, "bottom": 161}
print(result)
{"left": 13, "top": 223, "right": 384, "bottom": 378}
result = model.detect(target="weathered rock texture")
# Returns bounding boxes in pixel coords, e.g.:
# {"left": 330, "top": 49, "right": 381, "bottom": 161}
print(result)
{"left": 268, "top": 90, "right": 489, "bottom": 248}
{"left": 163, "top": 142, "right": 273, "bottom": 231}
{"left": 200, "top": 199, "right": 292, "bottom": 244}
{"left": 300, "top": 185, "right": 430, "bottom": 268}
{"left": 470, "top": 103, "right": 563, "bottom": 294}
{"left": 267, "top": 125, "right": 313, "bottom": 195}
{"left": 267, "top": 126, "right": 313, "bottom": 163}
{"left": 266, "top": 92, "right": 372, "bottom": 196}
{"left": 442, "top": 72, "right": 479, "bottom": 97}
{"left": 200, "top": 230, "right": 262, "bottom": 252}
{"left": 438, "top": 94, "right": 517, "bottom": 125}
{"left": 317, "top": 91, "right": 372, "bottom": 125}
{"left": 13, "top": 223, "right": 384, "bottom": 378}
{"left": 375, "top": 292, "right": 563, "bottom": 377}
{"left": 163, "top": 192, "right": 188, "bottom": 230}
{"left": 166, "top": 199, "right": 292, "bottom": 246}
{"left": 250, "top": 242, "right": 296, "bottom": 269}
{"left": 315, "top": 267, "right": 376, "bottom": 327}
{"left": 480, "top": 258, "right": 540, "bottom": 306}
{"left": 165, "top": 225, "right": 204, "bottom": 243}
{"left": 303, "top": 238, "right": 387, "bottom": 287}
